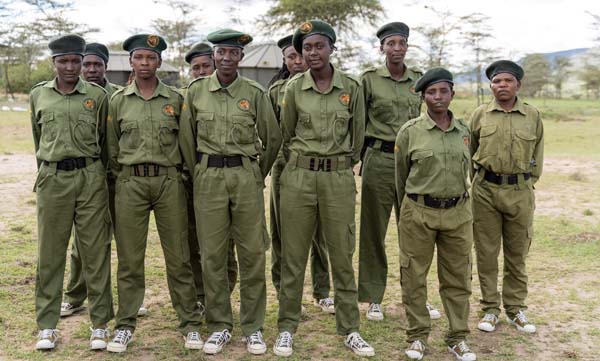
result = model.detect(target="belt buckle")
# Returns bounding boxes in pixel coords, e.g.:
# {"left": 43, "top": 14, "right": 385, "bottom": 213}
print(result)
{"left": 223, "top": 157, "right": 230, "bottom": 167}
{"left": 64, "top": 159, "right": 76, "bottom": 171}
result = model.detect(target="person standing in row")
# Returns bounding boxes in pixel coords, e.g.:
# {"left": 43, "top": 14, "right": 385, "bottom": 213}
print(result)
{"left": 106, "top": 34, "right": 203, "bottom": 353}
{"left": 60, "top": 42, "right": 124, "bottom": 319}
{"left": 274, "top": 20, "right": 374, "bottom": 357}
{"left": 395, "top": 68, "right": 476, "bottom": 361}
{"left": 30, "top": 34, "right": 113, "bottom": 350}
{"left": 471, "top": 60, "right": 543, "bottom": 334}
{"left": 179, "top": 29, "right": 281, "bottom": 356}
{"left": 268, "top": 34, "right": 335, "bottom": 314}
{"left": 183, "top": 42, "right": 239, "bottom": 314}
{"left": 358, "top": 21, "right": 440, "bottom": 322}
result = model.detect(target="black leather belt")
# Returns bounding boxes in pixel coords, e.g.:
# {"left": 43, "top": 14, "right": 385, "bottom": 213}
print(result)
{"left": 483, "top": 170, "right": 530, "bottom": 185}
{"left": 43, "top": 157, "right": 97, "bottom": 171}
{"left": 365, "top": 137, "right": 395, "bottom": 153}
{"left": 407, "top": 192, "right": 468, "bottom": 209}
{"left": 197, "top": 152, "right": 251, "bottom": 168}
{"left": 130, "top": 163, "right": 169, "bottom": 177}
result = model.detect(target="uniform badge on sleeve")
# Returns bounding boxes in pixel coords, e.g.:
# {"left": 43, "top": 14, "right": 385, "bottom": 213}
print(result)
{"left": 394, "top": 145, "right": 400, "bottom": 153}
{"left": 83, "top": 98, "right": 96, "bottom": 111}
{"left": 162, "top": 104, "right": 175, "bottom": 116}
{"left": 463, "top": 136, "right": 470, "bottom": 146}
{"left": 339, "top": 92, "right": 350, "bottom": 106}
{"left": 238, "top": 99, "right": 250, "bottom": 111}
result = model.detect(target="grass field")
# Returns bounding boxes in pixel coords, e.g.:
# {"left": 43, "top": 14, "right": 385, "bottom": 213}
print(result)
{"left": 0, "top": 97, "right": 599, "bottom": 360}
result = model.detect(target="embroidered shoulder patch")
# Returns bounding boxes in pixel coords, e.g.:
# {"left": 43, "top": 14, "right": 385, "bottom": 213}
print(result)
{"left": 162, "top": 104, "right": 175, "bottom": 116}
{"left": 83, "top": 98, "right": 95, "bottom": 111}
{"left": 339, "top": 92, "right": 350, "bottom": 106}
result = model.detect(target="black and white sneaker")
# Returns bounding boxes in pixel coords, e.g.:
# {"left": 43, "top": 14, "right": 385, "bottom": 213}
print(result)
{"left": 273, "top": 331, "right": 293, "bottom": 357}
{"left": 243, "top": 330, "right": 267, "bottom": 355}
{"left": 89, "top": 327, "right": 110, "bottom": 350}
{"left": 60, "top": 302, "right": 84, "bottom": 317}
{"left": 35, "top": 329, "right": 59, "bottom": 350}
{"left": 448, "top": 340, "right": 477, "bottom": 361}
{"left": 344, "top": 332, "right": 375, "bottom": 357}
{"left": 107, "top": 329, "right": 133, "bottom": 353}
{"left": 202, "top": 329, "right": 231, "bottom": 354}
{"left": 184, "top": 331, "right": 204, "bottom": 349}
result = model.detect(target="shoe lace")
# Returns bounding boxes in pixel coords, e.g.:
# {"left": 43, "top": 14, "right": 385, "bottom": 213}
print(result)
{"left": 187, "top": 331, "right": 200, "bottom": 342}
{"left": 248, "top": 331, "right": 264, "bottom": 345}
{"left": 207, "top": 330, "right": 230, "bottom": 345}
{"left": 411, "top": 340, "right": 424, "bottom": 352}
{"left": 277, "top": 332, "right": 292, "bottom": 348}
{"left": 456, "top": 341, "right": 471, "bottom": 353}
{"left": 348, "top": 333, "right": 370, "bottom": 349}
{"left": 40, "top": 329, "right": 58, "bottom": 339}
{"left": 90, "top": 328, "right": 108, "bottom": 339}
{"left": 516, "top": 311, "right": 529, "bottom": 324}
{"left": 483, "top": 313, "right": 497, "bottom": 322}
{"left": 320, "top": 297, "right": 334, "bottom": 308}
{"left": 113, "top": 329, "right": 130, "bottom": 344}
{"left": 369, "top": 303, "right": 381, "bottom": 313}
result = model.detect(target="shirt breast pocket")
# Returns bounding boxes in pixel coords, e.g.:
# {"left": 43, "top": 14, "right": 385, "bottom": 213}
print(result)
{"left": 196, "top": 112, "right": 215, "bottom": 141}
{"left": 410, "top": 149, "right": 434, "bottom": 179}
{"left": 371, "top": 100, "right": 394, "bottom": 124}
{"left": 231, "top": 114, "right": 256, "bottom": 145}
{"left": 478, "top": 124, "right": 498, "bottom": 156}
{"left": 37, "top": 112, "right": 57, "bottom": 154}
{"left": 334, "top": 110, "right": 351, "bottom": 147}
{"left": 296, "top": 112, "right": 316, "bottom": 140}
{"left": 119, "top": 121, "right": 141, "bottom": 149}
{"left": 74, "top": 113, "right": 97, "bottom": 148}
{"left": 159, "top": 119, "right": 179, "bottom": 147}
{"left": 512, "top": 129, "right": 537, "bottom": 171}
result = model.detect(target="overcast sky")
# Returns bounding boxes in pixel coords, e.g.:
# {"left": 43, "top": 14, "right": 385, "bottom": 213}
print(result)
{"left": 40, "top": 0, "right": 600, "bottom": 58}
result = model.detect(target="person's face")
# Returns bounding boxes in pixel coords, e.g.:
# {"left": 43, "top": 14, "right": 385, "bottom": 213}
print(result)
{"left": 490, "top": 73, "right": 520, "bottom": 102}
{"left": 423, "top": 81, "right": 454, "bottom": 114}
{"left": 380, "top": 35, "right": 408, "bottom": 65}
{"left": 283, "top": 46, "right": 307, "bottom": 76}
{"left": 190, "top": 54, "right": 215, "bottom": 79}
{"left": 302, "top": 34, "right": 332, "bottom": 71}
{"left": 213, "top": 46, "right": 243, "bottom": 77}
{"left": 81, "top": 54, "right": 106, "bottom": 84}
{"left": 129, "top": 49, "right": 161, "bottom": 80}
{"left": 53, "top": 54, "right": 82, "bottom": 85}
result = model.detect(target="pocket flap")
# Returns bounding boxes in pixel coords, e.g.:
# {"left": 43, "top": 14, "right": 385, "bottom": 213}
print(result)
{"left": 411, "top": 149, "right": 434, "bottom": 161}
{"left": 232, "top": 114, "right": 254, "bottom": 125}
{"left": 38, "top": 112, "right": 54, "bottom": 124}
{"left": 298, "top": 112, "right": 311, "bottom": 123}
{"left": 78, "top": 113, "right": 95, "bottom": 123}
{"left": 160, "top": 120, "right": 179, "bottom": 131}
{"left": 197, "top": 112, "right": 214, "bottom": 121}
{"left": 336, "top": 110, "right": 350, "bottom": 119}
{"left": 121, "top": 121, "right": 138, "bottom": 132}
{"left": 515, "top": 129, "right": 536, "bottom": 141}
{"left": 480, "top": 125, "right": 497, "bottom": 137}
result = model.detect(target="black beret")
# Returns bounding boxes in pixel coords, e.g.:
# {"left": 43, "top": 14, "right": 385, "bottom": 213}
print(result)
{"left": 415, "top": 67, "right": 454, "bottom": 93}
{"left": 292, "top": 19, "right": 336, "bottom": 54}
{"left": 485, "top": 60, "right": 524, "bottom": 81}
{"left": 376, "top": 22, "right": 410, "bottom": 43}
{"left": 84, "top": 42, "right": 109, "bottom": 64}
{"left": 48, "top": 34, "right": 85, "bottom": 58}
{"left": 185, "top": 42, "right": 213, "bottom": 64}
{"left": 277, "top": 35, "right": 293, "bottom": 51}
{"left": 207, "top": 29, "right": 252, "bottom": 48}
{"left": 123, "top": 34, "right": 167, "bottom": 55}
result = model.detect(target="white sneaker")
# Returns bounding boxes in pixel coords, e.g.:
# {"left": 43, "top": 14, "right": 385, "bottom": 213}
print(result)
{"left": 507, "top": 310, "right": 536, "bottom": 333}
{"left": 137, "top": 304, "right": 148, "bottom": 317}
{"left": 202, "top": 329, "right": 231, "bottom": 354}
{"left": 448, "top": 340, "right": 477, "bottom": 361}
{"left": 405, "top": 340, "right": 425, "bottom": 360}
{"left": 315, "top": 297, "right": 335, "bottom": 314}
{"left": 426, "top": 303, "right": 441, "bottom": 320}
{"left": 366, "top": 303, "right": 384, "bottom": 321}
{"left": 184, "top": 331, "right": 204, "bottom": 349}
{"left": 89, "top": 327, "right": 110, "bottom": 350}
{"left": 60, "top": 302, "right": 84, "bottom": 317}
{"left": 107, "top": 329, "right": 133, "bottom": 353}
{"left": 273, "top": 331, "right": 293, "bottom": 357}
{"left": 35, "top": 329, "right": 59, "bottom": 350}
{"left": 243, "top": 330, "right": 267, "bottom": 355}
{"left": 477, "top": 313, "right": 499, "bottom": 332}
{"left": 345, "top": 332, "right": 374, "bottom": 357}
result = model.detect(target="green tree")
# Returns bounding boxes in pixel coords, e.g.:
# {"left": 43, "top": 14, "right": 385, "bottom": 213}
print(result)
{"left": 259, "top": 0, "right": 383, "bottom": 69}
{"left": 459, "top": 12, "right": 494, "bottom": 105}
{"left": 520, "top": 53, "right": 551, "bottom": 98}
{"left": 551, "top": 56, "right": 571, "bottom": 99}
{"left": 412, "top": 6, "right": 460, "bottom": 69}
{"left": 579, "top": 61, "right": 600, "bottom": 100}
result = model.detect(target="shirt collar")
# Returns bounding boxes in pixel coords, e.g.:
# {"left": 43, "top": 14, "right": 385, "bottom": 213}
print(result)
{"left": 300, "top": 65, "right": 344, "bottom": 93}
{"left": 45, "top": 77, "right": 87, "bottom": 94}
{"left": 423, "top": 110, "right": 458, "bottom": 132}
{"left": 376, "top": 64, "right": 414, "bottom": 82}
{"left": 486, "top": 96, "right": 527, "bottom": 115}
{"left": 208, "top": 71, "right": 242, "bottom": 97}
{"left": 123, "top": 79, "right": 170, "bottom": 99}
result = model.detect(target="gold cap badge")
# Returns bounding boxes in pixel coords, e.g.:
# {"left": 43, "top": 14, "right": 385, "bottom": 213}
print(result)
{"left": 299, "top": 22, "right": 313, "bottom": 34}
{"left": 147, "top": 35, "right": 160, "bottom": 48}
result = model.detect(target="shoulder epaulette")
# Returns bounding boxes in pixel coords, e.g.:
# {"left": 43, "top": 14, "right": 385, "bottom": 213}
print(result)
{"left": 109, "top": 87, "right": 126, "bottom": 101}
{"left": 360, "top": 67, "right": 377, "bottom": 77}
{"left": 31, "top": 81, "right": 48, "bottom": 90}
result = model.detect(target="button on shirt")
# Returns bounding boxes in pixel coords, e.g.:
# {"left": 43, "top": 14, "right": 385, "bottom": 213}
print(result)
{"left": 280, "top": 67, "right": 365, "bottom": 165}
{"left": 395, "top": 112, "right": 471, "bottom": 202}
{"left": 30, "top": 78, "right": 108, "bottom": 168}
{"left": 469, "top": 97, "right": 544, "bottom": 183}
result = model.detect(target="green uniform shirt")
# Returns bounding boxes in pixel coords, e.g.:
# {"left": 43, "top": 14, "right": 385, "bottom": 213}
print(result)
{"left": 395, "top": 112, "right": 471, "bottom": 202}
{"left": 107, "top": 79, "right": 183, "bottom": 174}
{"left": 179, "top": 72, "right": 282, "bottom": 179}
{"left": 30, "top": 78, "right": 108, "bottom": 168}
{"left": 280, "top": 67, "right": 365, "bottom": 165}
{"left": 469, "top": 97, "right": 544, "bottom": 183}
{"left": 268, "top": 79, "right": 287, "bottom": 120}
{"left": 361, "top": 65, "right": 422, "bottom": 141}
{"left": 104, "top": 81, "right": 121, "bottom": 97}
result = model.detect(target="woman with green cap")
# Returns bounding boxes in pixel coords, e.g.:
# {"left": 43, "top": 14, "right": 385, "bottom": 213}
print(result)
{"left": 274, "top": 19, "right": 374, "bottom": 357}
{"left": 394, "top": 67, "right": 476, "bottom": 361}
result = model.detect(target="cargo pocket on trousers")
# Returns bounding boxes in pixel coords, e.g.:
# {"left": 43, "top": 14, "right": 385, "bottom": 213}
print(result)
{"left": 347, "top": 223, "right": 356, "bottom": 255}
{"left": 400, "top": 255, "right": 414, "bottom": 305}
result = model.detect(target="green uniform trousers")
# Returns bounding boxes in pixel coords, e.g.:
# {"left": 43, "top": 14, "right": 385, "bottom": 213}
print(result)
{"left": 184, "top": 178, "right": 238, "bottom": 304}
{"left": 63, "top": 173, "right": 116, "bottom": 306}
{"left": 194, "top": 159, "right": 267, "bottom": 336}
{"left": 358, "top": 147, "right": 399, "bottom": 304}
{"left": 472, "top": 171, "right": 534, "bottom": 317}
{"left": 35, "top": 160, "right": 113, "bottom": 329}
{"left": 270, "top": 154, "right": 331, "bottom": 300}
{"left": 113, "top": 168, "right": 202, "bottom": 335}
{"left": 399, "top": 195, "right": 472, "bottom": 346}
{"left": 278, "top": 164, "right": 359, "bottom": 336}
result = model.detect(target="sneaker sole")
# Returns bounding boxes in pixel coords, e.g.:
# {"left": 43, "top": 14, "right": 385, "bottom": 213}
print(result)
{"left": 506, "top": 318, "right": 536, "bottom": 333}
{"left": 351, "top": 349, "right": 375, "bottom": 357}
{"left": 273, "top": 348, "right": 293, "bottom": 357}
{"left": 449, "top": 348, "right": 477, "bottom": 361}
{"left": 90, "top": 341, "right": 107, "bottom": 350}
{"left": 405, "top": 350, "right": 424, "bottom": 360}
{"left": 247, "top": 346, "right": 267, "bottom": 355}
{"left": 35, "top": 342, "right": 56, "bottom": 350}
{"left": 184, "top": 337, "right": 204, "bottom": 350}
{"left": 429, "top": 312, "right": 442, "bottom": 320}
{"left": 60, "top": 306, "right": 85, "bottom": 317}
{"left": 107, "top": 344, "right": 128, "bottom": 353}
{"left": 366, "top": 314, "right": 384, "bottom": 321}
{"left": 477, "top": 323, "right": 496, "bottom": 332}
{"left": 203, "top": 345, "right": 224, "bottom": 354}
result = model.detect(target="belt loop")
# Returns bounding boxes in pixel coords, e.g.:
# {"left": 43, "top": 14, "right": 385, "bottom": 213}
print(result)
{"left": 47, "top": 161, "right": 58, "bottom": 175}
{"left": 121, "top": 165, "right": 131, "bottom": 179}
{"left": 288, "top": 152, "right": 298, "bottom": 170}
{"left": 199, "top": 152, "right": 209, "bottom": 172}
